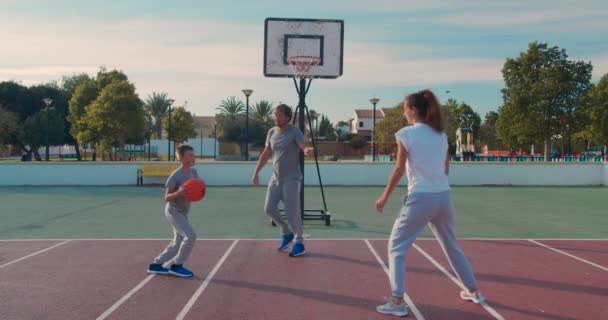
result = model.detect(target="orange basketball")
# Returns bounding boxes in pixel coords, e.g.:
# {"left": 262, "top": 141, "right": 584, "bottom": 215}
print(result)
{"left": 183, "top": 178, "right": 206, "bottom": 202}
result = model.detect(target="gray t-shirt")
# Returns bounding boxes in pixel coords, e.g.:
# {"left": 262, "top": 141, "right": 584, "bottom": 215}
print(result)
{"left": 266, "top": 125, "right": 305, "bottom": 181}
{"left": 165, "top": 167, "right": 199, "bottom": 213}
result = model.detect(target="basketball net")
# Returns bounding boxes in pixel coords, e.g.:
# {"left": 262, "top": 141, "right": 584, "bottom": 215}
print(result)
{"left": 287, "top": 56, "right": 320, "bottom": 79}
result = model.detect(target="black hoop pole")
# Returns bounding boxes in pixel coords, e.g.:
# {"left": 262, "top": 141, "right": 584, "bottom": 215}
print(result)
{"left": 297, "top": 78, "right": 307, "bottom": 220}
{"left": 305, "top": 104, "right": 328, "bottom": 211}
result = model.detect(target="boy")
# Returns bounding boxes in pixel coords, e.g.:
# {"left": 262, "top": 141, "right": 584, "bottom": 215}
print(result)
{"left": 147, "top": 144, "right": 199, "bottom": 277}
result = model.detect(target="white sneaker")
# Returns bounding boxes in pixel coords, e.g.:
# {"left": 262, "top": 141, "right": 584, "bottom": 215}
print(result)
{"left": 376, "top": 300, "right": 408, "bottom": 317}
{"left": 460, "top": 290, "right": 486, "bottom": 304}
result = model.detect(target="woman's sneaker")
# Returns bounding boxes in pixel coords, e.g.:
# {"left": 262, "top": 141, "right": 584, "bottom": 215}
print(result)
{"left": 376, "top": 300, "right": 408, "bottom": 317}
{"left": 169, "top": 264, "right": 194, "bottom": 278}
{"left": 147, "top": 263, "right": 169, "bottom": 275}
{"left": 460, "top": 290, "right": 486, "bottom": 304}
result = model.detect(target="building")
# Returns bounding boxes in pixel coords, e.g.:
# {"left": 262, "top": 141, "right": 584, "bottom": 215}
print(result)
{"left": 193, "top": 116, "right": 216, "bottom": 138}
{"left": 348, "top": 108, "right": 390, "bottom": 140}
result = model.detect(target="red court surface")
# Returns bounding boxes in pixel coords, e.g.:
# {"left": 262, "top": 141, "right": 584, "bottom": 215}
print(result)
{"left": 1, "top": 239, "right": 606, "bottom": 320}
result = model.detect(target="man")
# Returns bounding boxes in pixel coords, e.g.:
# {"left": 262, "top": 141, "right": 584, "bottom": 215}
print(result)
{"left": 251, "top": 104, "right": 313, "bottom": 257}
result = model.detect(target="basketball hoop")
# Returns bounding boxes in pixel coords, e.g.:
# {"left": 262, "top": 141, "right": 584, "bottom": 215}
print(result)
{"left": 287, "top": 56, "right": 321, "bottom": 79}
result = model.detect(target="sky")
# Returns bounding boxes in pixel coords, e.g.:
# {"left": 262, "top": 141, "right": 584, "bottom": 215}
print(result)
{"left": 1, "top": 0, "right": 607, "bottom": 123}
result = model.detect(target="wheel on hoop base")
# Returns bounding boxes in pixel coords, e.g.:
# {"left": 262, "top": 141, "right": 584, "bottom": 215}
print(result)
{"left": 324, "top": 215, "right": 331, "bottom": 226}
{"left": 271, "top": 219, "right": 276, "bottom": 226}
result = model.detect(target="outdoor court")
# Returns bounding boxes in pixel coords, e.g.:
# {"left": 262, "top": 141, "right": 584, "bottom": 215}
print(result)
{"left": 1, "top": 186, "right": 607, "bottom": 319}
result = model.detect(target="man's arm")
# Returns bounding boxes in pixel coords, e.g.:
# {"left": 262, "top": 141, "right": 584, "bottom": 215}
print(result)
{"left": 251, "top": 146, "right": 272, "bottom": 186}
{"left": 298, "top": 143, "right": 314, "bottom": 156}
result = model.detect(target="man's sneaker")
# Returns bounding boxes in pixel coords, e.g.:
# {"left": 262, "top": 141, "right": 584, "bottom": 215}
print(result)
{"left": 147, "top": 263, "right": 169, "bottom": 275}
{"left": 460, "top": 290, "right": 486, "bottom": 304}
{"left": 169, "top": 264, "right": 194, "bottom": 278}
{"left": 278, "top": 233, "right": 295, "bottom": 251}
{"left": 288, "top": 243, "right": 306, "bottom": 257}
{"left": 376, "top": 300, "right": 408, "bottom": 317}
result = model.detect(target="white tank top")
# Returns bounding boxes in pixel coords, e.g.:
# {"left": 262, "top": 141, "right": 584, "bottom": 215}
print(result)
{"left": 395, "top": 123, "right": 450, "bottom": 195}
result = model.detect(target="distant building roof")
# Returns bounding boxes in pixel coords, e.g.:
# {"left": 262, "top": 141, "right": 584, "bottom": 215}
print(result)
{"left": 355, "top": 109, "right": 385, "bottom": 118}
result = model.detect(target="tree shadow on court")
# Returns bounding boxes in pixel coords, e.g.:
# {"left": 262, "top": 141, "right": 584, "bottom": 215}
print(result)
{"left": 305, "top": 219, "right": 391, "bottom": 236}
{"left": 406, "top": 266, "right": 608, "bottom": 296}
{"left": 304, "top": 251, "right": 380, "bottom": 268}
{"left": 488, "top": 301, "right": 582, "bottom": 320}
{"left": 211, "top": 278, "right": 506, "bottom": 319}
{"left": 0, "top": 199, "right": 124, "bottom": 236}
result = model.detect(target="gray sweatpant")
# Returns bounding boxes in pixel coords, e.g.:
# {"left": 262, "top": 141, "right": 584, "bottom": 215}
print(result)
{"left": 388, "top": 191, "right": 477, "bottom": 297}
{"left": 154, "top": 206, "right": 197, "bottom": 265}
{"left": 264, "top": 178, "right": 304, "bottom": 243}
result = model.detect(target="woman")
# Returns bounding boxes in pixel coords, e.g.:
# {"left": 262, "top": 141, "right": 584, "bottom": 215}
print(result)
{"left": 375, "top": 90, "right": 485, "bottom": 317}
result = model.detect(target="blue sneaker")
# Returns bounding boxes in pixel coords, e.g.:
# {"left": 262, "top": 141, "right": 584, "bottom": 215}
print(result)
{"left": 278, "top": 233, "right": 294, "bottom": 251}
{"left": 169, "top": 264, "right": 194, "bottom": 278}
{"left": 289, "top": 243, "right": 306, "bottom": 257}
{"left": 147, "top": 263, "right": 169, "bottom": 275}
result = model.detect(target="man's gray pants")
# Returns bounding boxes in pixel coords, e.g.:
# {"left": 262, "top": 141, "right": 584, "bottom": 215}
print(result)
{"left": 388, "top": 191, "right": 478, "bottom": 297}
{"left": 264, "top": 178, "right": 304, "bottom": 244}
{"left": 154, "top": 207, "right": 197, "bottom": 265}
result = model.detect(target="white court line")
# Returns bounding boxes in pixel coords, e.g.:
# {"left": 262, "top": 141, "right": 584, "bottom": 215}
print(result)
{"left": 176, "top": 239, "right": 239, "bottom": 320}
{"left": 413, "top": 243, "right": 505, "bottom": 320}
{"left": 528, "top": 239, "right": 608, "bottom": 272}
{"left": 96, "top": 274, "right": 156, "bottom": 320}
{"left": 363, "top": 239, "right": 426, "bottom": 320}
{"left": 0, "top": 240, "right": 70, "bottom": 269}
{"left": 1, "top": 238, "right": 606, "bottom": 242}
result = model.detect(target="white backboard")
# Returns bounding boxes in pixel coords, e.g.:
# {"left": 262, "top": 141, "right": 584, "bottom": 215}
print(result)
{"left": 264, "top": 18, "right": 344, "bottom": 79}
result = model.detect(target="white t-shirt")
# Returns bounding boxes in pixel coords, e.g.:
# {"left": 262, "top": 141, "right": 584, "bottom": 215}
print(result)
{"left": 395, "top": 123, "right": 450, "bottom": 195}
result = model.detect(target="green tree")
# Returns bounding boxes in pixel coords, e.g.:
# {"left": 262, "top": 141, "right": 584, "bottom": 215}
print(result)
{"left": 144, "top": 91, "right": 171, "bottom": 139}
{"left": 0, "top": 106, "right": 18, "bottom": 144}
{"left": 80, "top": 80, "right": 146, "bottom": 160}
{"left": 478, "top": 111, "right": 502, "bottom": 150}
{"left": 95, "top": 67, "right": 128, "bottom": 90}
{"left": 497, "top": 42, "right": 592, "bottom": 159}
{"left": 216, "top": 96, "right": 244, "bottom": 120}
{"left": 442, "top": 98, "right": 459, "bottom": 147}
{"left": 61, "top": 73, "right": 93, "bottom": 159}
{"left": 375, "top": 103, "right": 407, "bottom": 151}
{"left": 62, "top": 73, "right": 92, "bottom": 99}
{"left": 348, "top": 134, "right": 368, "bottom": 156}
{"left": 67, "top": 78, "right": 99, "bottom": 159}
{"left": 318, "top": 115, "right": 336, "bottom": 140}
{"left": 162, "top": 106, "right": 197, "bottom": 144}
{"left": 251, "top": 100, "right": 274, "bottom": 124}
{"left": 21, "top": 107, "right": 65, "bottom": 161}
{"left": 580, "top": 73, "right": 608, "bottom": 151}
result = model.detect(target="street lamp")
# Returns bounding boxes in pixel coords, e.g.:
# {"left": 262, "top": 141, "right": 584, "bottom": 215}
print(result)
{"left": 369, "top": 97, "right": 380, "bottom": 162}
{"left": 147, "top": 114, "right": 152, "bottom": 161}
{"left": 242, "top": 89, "right": 253, "bottom": 161}
{"left": 166, "top": 99, "right": 175, "bottom": 161}
{"left": 213, "top": 124, "right": 217, "bottom": 160}
{"left": 42, "top": 98, "right": 53, "bottom": 161}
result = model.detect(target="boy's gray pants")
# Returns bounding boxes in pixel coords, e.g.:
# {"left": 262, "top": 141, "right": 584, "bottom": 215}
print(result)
{"left": 154, "top": 206, "right": 197, "bottom": 265}
{"left": 264, "top": 178, "right": 304, "bottom": 244}
{"left": 388, "top": 191, "right": 478, "bottom": 297}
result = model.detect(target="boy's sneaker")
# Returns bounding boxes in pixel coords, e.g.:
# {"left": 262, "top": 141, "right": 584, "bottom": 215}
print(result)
{"left": 460, "top": 290, "right": 486, "bottom": 304}
{"left": 147, "top": 263, "right": 169, "bottom": 275}
{"left": 376, "top": 300, "right": 408, "bottom": 317}
{"left": 278, "top": 233, "right": 294, "bottom": 251}
{"left": 288, "top": 243, "right": 306, "bottom": 257}
{"left": 169, "top": 264, "right": 194, "bottom": 278}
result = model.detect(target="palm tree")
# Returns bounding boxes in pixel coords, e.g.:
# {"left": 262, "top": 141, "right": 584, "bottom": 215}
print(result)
{"left": 144, "top": 92, "right": 170, "bottom": 139}
{"left": 216, "top": 96, "right": 245, "bottom": 120}
{"left": 251, "top": 100, "right": 274, "bottom": 124}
